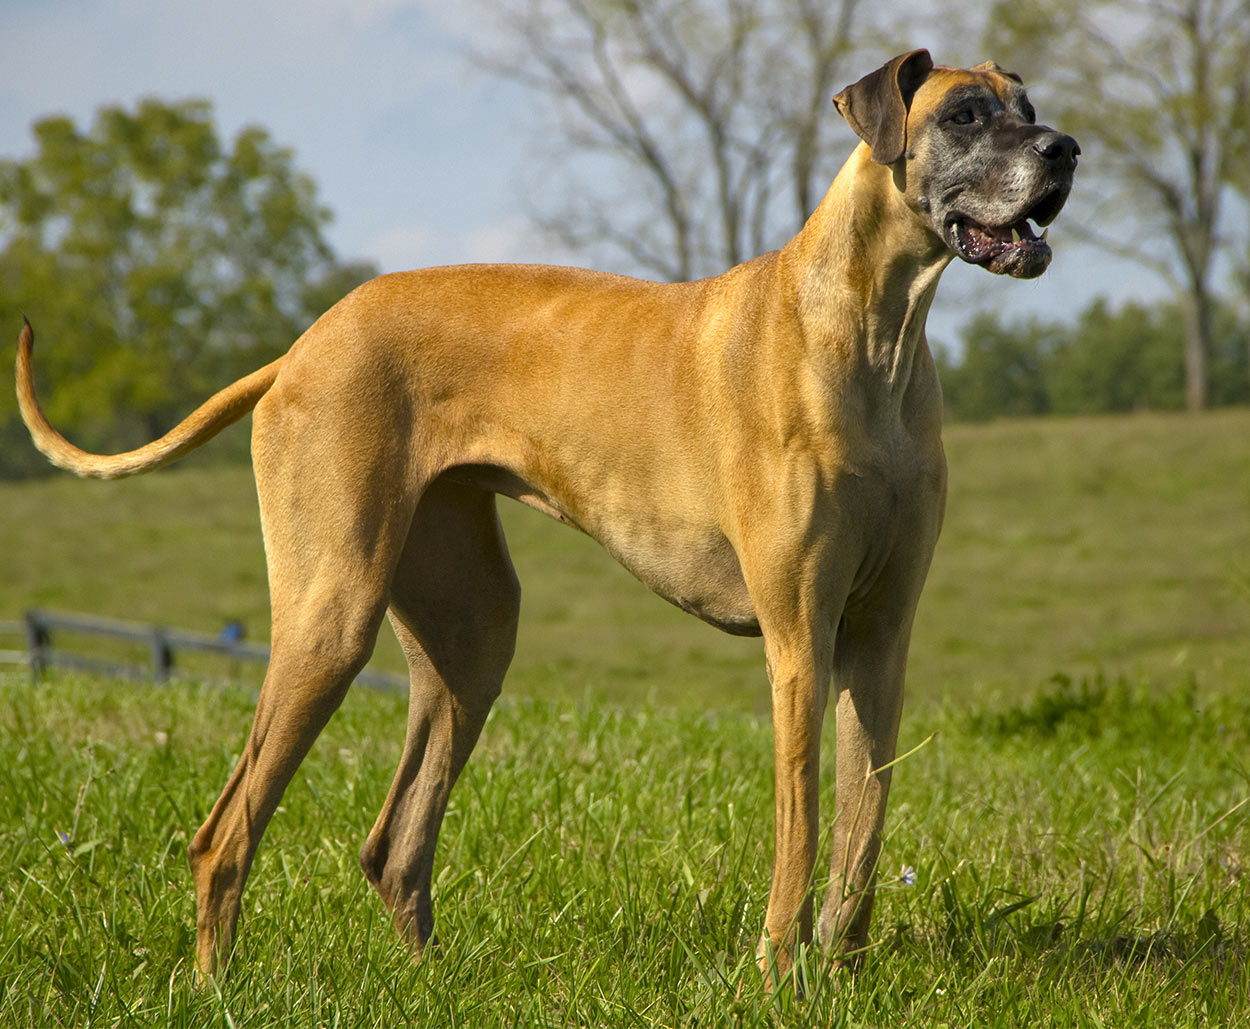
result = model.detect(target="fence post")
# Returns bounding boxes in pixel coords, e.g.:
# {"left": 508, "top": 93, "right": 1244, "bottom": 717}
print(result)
{"left": 23, "top": 610, "right": 47, "bottom": 683}
{"left": 151, "top": 626, "right": 172, "bottom": 685}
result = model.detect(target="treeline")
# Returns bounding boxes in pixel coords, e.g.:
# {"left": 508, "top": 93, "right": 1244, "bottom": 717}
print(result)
{"left": 0, "top": 98, "right": 376, "bottom": 479}
{"left": 935, "top": 299, "right": 1250, "bottom": 422}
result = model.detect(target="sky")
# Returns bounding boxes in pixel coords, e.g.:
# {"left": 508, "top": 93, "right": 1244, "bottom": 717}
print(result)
{"left": 1, "top": 0, "right": 1161, "bottom": 347}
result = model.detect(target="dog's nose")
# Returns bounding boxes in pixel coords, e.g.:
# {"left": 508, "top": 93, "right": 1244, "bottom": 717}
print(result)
{"left": 1032, "top": 132, "right": 1080, "bottom": 171}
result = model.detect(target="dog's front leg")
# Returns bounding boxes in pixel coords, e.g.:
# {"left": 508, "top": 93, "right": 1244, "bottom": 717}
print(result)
{"left": 756, "top": 631, "right": 834, "bottom": 986}
{"left": 817, "top": 601, "right": 914, "bottom": 963}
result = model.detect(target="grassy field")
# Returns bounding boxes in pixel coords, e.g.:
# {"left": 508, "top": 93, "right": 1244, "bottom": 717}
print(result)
{"left": 1, "top": 671, "right": 1246, "bottom": 1026}
{"left": 1, "top": 408, "right": 1248, "bottom": 1024}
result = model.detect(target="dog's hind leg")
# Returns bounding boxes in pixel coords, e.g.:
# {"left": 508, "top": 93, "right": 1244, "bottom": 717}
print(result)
{"left": 359, "top": 477, "right": 520, "bottom": 959}
{"left": 187, "top": 386, "right": 419, "bottom": 980}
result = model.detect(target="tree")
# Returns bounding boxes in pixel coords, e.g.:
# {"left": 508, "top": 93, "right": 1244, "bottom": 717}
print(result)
{"left": 467, "top": 0, "right": 881, "bottom": 282}
{"left": 936, "top": 298, "right": 1247, "bottom": 421}
{"left": 1045, "top": 299, "right": 1186, "bottom": 413}
{"left": 0, "top": 98, "right": 376, "bottom": 476}
{"left": 985, "top": 0, "right": 1250, "bottom": 411}
{"left": 936, "top": 314, "right": 1056, "bottom": 421}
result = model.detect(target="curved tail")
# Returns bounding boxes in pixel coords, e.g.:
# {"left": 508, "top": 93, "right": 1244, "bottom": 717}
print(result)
{"left": 15, "top": 319, "right": 283, "bottom": 480}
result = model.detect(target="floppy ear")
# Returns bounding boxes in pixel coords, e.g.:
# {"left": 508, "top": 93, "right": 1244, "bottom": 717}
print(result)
{"left": 833, "top": 49, "right": 934, "bottom": 165}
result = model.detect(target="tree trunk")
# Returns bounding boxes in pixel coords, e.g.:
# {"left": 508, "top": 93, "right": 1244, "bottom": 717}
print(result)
{"left": 1179, "top": 289, "right": 1211, "bottom": 411}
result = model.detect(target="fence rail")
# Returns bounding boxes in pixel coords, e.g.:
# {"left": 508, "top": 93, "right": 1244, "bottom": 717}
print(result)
{"left": 5, "top": 609, "right": 406, "bottom": 693}
{"left": 0, "top": 619, "right": 25, "bottom": 668}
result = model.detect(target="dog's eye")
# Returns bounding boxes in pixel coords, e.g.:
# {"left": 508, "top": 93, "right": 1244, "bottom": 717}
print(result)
{"left": 950, "top": 108, "right": 976, "bottom": 126}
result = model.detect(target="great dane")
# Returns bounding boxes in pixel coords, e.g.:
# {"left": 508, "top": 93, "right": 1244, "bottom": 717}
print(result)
{"left": 17, "top": 49, "right": 1077, "bottom": 982}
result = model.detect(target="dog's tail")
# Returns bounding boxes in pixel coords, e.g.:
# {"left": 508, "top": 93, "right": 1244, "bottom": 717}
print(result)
{"left": 15, "top": 318, "right": 283, "bottom": 480}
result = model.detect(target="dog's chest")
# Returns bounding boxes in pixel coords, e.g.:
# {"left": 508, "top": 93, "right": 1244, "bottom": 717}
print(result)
{"left": 593, "top": 511, "right": 762, "bottom": 637}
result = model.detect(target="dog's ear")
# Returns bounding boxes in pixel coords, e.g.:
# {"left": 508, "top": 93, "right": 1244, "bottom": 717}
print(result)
{"left": 971, "top": 59, "right": 1023, "bottom": 84}
{"left": 833, "top": 49, "right": 934, "bottom": 165}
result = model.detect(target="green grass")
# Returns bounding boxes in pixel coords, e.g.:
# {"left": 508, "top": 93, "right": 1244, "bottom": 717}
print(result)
{"left": 1, "top": 408, "right": 1249, "bottom": 1024}
{"left": 1, "top": 670, "right": 1246, "bottom": 1026}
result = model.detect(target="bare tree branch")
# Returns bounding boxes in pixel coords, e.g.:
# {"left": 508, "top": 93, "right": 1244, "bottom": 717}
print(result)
{"left": 465, "top": 0, "right": 876, "bottom": 281}
{"left": 987, "top": 0, "right": 1250, "bottom": 409}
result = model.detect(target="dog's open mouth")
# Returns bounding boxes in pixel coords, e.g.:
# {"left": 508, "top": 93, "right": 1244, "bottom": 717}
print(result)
{"left": 948, "top": 216, "right": 1049, "bottom": 274}
{"left": 945, "top": 188, "right": 1068, "bottom": 279}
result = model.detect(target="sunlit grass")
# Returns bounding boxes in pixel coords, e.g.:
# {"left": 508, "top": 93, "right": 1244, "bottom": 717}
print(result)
{"left": 1, "top": 670, "right": 1246, "bottom": 1026}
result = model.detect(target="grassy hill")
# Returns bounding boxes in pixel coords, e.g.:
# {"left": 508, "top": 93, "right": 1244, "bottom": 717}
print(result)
{"left": 3, "top": 407, "right": 1248, "bottom": 711}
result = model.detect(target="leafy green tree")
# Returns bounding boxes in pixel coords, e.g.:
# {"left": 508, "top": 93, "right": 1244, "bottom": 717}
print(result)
{"left": 937, "top": 313, "right": 1056, "bottom": 421}
{"left": 1045, "top": 300, "right": 1186, "bottom": 414}
{"left": 937, "top": 298, "right": 1247, "bottom": 421}
{"left": 1207, "top": 301, "right": 1250, "bottom": 406}
{"left": 1, "top": 98, "right": 375, "bottom": 476}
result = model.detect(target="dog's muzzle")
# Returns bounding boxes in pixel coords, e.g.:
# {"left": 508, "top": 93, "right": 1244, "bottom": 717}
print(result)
{"left": 945, "top": 130, "right": 1080, "bottom": 279}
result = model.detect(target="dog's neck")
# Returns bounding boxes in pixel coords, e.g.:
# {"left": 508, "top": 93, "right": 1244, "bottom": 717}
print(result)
{"left": 782, "top": 144, "right": 952, "bottom": 409}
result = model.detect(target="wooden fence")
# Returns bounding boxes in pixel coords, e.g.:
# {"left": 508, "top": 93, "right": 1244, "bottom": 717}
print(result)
{"left": 0, "top": 610, "right": 406, "bottom": 693}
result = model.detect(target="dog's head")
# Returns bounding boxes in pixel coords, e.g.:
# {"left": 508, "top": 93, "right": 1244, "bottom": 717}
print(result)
{"left": 834, "top": 50, "right": 1079, "bottom": 279}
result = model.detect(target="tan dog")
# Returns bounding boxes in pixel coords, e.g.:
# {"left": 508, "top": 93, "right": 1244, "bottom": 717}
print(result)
{"left": 17, "top": 50, "right": 1077, "bottom": 983}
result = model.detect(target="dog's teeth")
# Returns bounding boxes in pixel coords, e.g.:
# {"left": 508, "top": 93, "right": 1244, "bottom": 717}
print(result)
{"left": 1040, "top": 228, "right": 1049, "bottom": 242}
{"left": 1011, "top": 226, "right": 1021, "bottom": 243}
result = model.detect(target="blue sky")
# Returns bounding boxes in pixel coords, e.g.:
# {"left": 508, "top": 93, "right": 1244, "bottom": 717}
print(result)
{"left": 1, "top": 0, "right": 1159, "bottom": 347}
{"left": 1, "top": 0, "right": 533, "bottom": 271}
